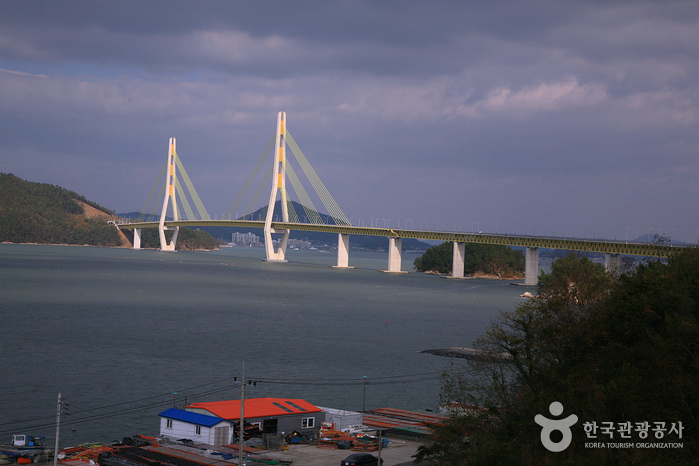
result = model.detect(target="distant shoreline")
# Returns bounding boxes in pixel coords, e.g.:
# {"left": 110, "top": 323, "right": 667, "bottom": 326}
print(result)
{"left": 1, "top": 243, "right": 526, "bottom": 279}
{"left": 421, "top": 270, "right": 525, "bottom": 280}
{"left": 0, "top": 241, "right": 214, "bottom": 251}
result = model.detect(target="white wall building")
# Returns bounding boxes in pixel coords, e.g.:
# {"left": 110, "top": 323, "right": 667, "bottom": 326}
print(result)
{"left": 159, "top": 408, "right": 233, "bottom": 445}
{"left": 318, "top": 407, "right": 363, "bottom": 432}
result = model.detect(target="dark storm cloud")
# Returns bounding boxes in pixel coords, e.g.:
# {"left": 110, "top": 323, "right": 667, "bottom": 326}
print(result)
{"left": 0, "top": 1, "right": 628, "bottom": 76}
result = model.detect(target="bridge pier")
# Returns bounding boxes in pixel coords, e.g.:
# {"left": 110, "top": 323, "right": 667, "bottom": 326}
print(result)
{"left": 159, "top": 226, "right": 179, "bottom": 251}
{"left": 525, "top": 247, "right": 540, "bottom": 286}
{"left": 133, "top": 228, "right": 141, "bottom": 249}
{"left": 605, "top": 253, "right": 622, "bottom": 273}
{"left": 381, "top": 237, "right": 405, "bottom": 273}
{"left": 452, "top": 242, "right": 465, "bottom": 278}
{"left": 335, "top": 233, "right": 350, "bottom": 268}
{"left": 264, "top": 229, "right": 290, "bottom": 262}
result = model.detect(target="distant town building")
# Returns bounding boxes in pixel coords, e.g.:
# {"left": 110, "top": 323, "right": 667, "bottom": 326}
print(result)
{"left": 288, "top": 238, "right": 312, "bottom": 249}
{"left": 232, "top": 231, "right": 260, "bottom": 246}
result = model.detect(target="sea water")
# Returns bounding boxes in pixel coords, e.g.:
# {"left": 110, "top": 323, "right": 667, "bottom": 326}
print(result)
{"left": 0, "top": 244, "right": 525, "bottom": 446}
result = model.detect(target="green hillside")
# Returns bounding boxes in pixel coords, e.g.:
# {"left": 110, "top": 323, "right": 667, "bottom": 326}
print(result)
{"left": 0, "top": 173, "right": 221, "bottom": 250}
{"left": 0, "top": 173, "right": 123, "bottom": 246}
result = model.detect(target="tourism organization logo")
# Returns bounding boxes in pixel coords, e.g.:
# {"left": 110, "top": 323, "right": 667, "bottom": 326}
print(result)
{"left": 535, "top": 401, "right": 578, "bottom": 452}
{"left": 534, "top": 402, "right": 685, "bottom": 452}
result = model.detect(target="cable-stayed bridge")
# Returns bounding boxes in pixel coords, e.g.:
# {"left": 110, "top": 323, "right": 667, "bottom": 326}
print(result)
{"left": 118, "top": 112, "right": 688, "bottom": 285}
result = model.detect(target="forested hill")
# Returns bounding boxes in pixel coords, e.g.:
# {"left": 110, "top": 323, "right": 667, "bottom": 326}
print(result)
{"left": 0, "top": 173, "right": 125, "bottom": 246}
{"left": 0, "top": 174, "right": 222, "bottom": 250}
{"left": 413, "top": 241, "right": 525, "bottom": 277}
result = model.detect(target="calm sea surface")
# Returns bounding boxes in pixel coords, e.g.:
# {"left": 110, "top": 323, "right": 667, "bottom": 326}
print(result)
{"left": 0, "top": 243, "right": 525, "bottom": 447}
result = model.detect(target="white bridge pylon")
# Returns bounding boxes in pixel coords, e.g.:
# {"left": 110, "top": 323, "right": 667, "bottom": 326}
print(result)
{"left": 159, "top": 138, "right": 179, "bottom": 251}
{"left": 157, "top": 137, "right": 211, "bottom": 251}
{"left": 258, "top": 111, "right": 352, "bottom": 263}
{"left": 263, "top": 112, "right": 290, "bottom": 261}
{"left": 150, "top": 112, "right": 351, "bottom": 263}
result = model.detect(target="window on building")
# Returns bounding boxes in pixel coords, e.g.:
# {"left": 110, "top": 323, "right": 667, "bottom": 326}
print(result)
{"left": 302, "top": 417, "right": 315, "bottom": 428}
{"left": 263, "top": 419, "right": 278, "bottom": 434}
{"left": 195, "top": 425, "right": 201, "bottom": 435}
{"left": 166, "top": 419, "right": 173, "bottom": 429}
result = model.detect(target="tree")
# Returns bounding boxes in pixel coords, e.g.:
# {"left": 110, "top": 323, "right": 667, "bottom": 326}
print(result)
{"left": 0, "top": 173, "right": 122, "bottom": 246}
{"left": 416, "top": 251, "right": 699, "bottom": 465}
{"left": 413, "top": 241, "right": 525, "bottom": 277}
{"left": 537, "top": 253, "right": 611, "bottom": 307}
{"left": 137, "top": 227, "right": 222, "bottom": 250}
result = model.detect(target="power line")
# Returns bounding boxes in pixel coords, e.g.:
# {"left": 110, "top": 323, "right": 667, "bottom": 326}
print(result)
{"left": 251, "top": 368, "right": 473, "bottom": 386}
{"left": 0, "top": 368, "right": 474, "bottom": 435}
{"left": 0, "top": 378, "right": 245, "bottom": 435}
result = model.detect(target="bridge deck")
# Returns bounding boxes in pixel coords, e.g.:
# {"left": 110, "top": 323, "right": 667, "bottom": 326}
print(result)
{"left": 117, "top": 220, "right": 687, "bottom": 258}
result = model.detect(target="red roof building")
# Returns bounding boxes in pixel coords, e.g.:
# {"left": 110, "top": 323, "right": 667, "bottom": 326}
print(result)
{"left": 185, "top": 398, "right": 323, "bottom": 436}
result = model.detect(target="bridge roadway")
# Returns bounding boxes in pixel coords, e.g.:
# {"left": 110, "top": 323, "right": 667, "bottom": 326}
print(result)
{"left": 118, "top": 220, "right": 687, "bottom": 285}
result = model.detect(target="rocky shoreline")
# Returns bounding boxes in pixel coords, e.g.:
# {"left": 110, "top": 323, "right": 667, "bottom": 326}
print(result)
{"left": 422, "top": 270, "right": 525, "bottom": 280}
{"left": 420, "top": 347, "right": 513, "bottom": 362}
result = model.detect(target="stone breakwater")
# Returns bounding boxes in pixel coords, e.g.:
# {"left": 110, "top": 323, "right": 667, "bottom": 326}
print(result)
{"left": 420, "top": 347, "right": 513, "bottom": 362}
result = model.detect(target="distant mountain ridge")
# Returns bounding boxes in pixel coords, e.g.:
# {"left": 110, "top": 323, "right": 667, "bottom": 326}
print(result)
{"left": 120, "top": 201, "right": 431, "bottom": 251}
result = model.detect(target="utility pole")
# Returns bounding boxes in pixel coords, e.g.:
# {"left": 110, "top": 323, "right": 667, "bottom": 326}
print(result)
{"left": 239, "top": 363, "right": 245, "bottom": 466}
{"left": 53, "top": 393, "right": 62, "bottom": 466}
{"left": 362, "top": 376, "right": 367, "bottom": 411}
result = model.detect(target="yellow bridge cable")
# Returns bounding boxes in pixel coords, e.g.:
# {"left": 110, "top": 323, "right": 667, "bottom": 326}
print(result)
{"left": 174, "top": 177, "right": 196, "bottom": 220}
{"left": 225, "top": 133, "right": 275, "bottom": 219}
{"left": 286, "top": 130, "right": 340, "bottom": 222}
{"left": 285, "top": 163, "right": 323, "bottom": 224}
{"left": 174, "top": 153, "right": 210, "bottom": 220}
{"left": 243, "top": 163, "right": 273, "bottom": 220}
{"left": 282, "top": 188, "right": 300, "bottom": 223}
{"left": 140, "top": 160, "right": 168, "bottom": 219}
{"left": 285, "top": 130, "right": 350, "bottom": 226}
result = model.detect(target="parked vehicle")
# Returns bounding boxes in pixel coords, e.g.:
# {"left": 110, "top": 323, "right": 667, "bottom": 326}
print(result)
{"left": 340, "top": 452, "right": 383, "bottom": 466}
{"left": 1, "top": 435, "right": 47, "bottom": 462}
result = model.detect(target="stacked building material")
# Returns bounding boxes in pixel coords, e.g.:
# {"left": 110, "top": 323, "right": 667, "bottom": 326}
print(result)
{"left": 361, "top": 408, "right": 448, "bottom": 437}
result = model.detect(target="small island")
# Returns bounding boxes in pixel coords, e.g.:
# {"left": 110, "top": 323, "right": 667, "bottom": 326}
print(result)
{"left": 413, "top": 240, "right": 525, "bottom": 278}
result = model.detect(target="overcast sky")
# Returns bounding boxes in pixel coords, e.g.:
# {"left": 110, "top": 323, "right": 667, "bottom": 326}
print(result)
{"left": 1, "top": 1, "right": 698, "bottom": 242}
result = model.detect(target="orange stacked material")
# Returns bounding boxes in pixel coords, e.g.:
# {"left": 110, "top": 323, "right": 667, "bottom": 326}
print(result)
{"left": 362, "top": 408, "right": 448, "bottom": 436}
{"left": 317, "top": 439, "right": 339, "bottom": 449}
{"left": 318, "top": 429, "right": 345, "bottom": 438}
{"left": 136, "top": 436, "right": 160, "bottom": 447}
{"left": 220, "top": 443, "right": 266, "bottom": 453}
{"left": 351, "top": 435, "right": 378, "bottom": 452}
{"left": 60, "top": 444, "right": 113, "bottom": 462}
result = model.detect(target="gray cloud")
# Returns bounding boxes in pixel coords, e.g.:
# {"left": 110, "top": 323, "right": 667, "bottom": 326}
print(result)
{"left": 1, "top": 0, "right": 698, "bottom": 242}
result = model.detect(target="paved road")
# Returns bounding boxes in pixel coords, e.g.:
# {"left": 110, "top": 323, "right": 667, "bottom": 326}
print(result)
{"left": 256, "top": 437, "right": 423, "bottom": 465}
